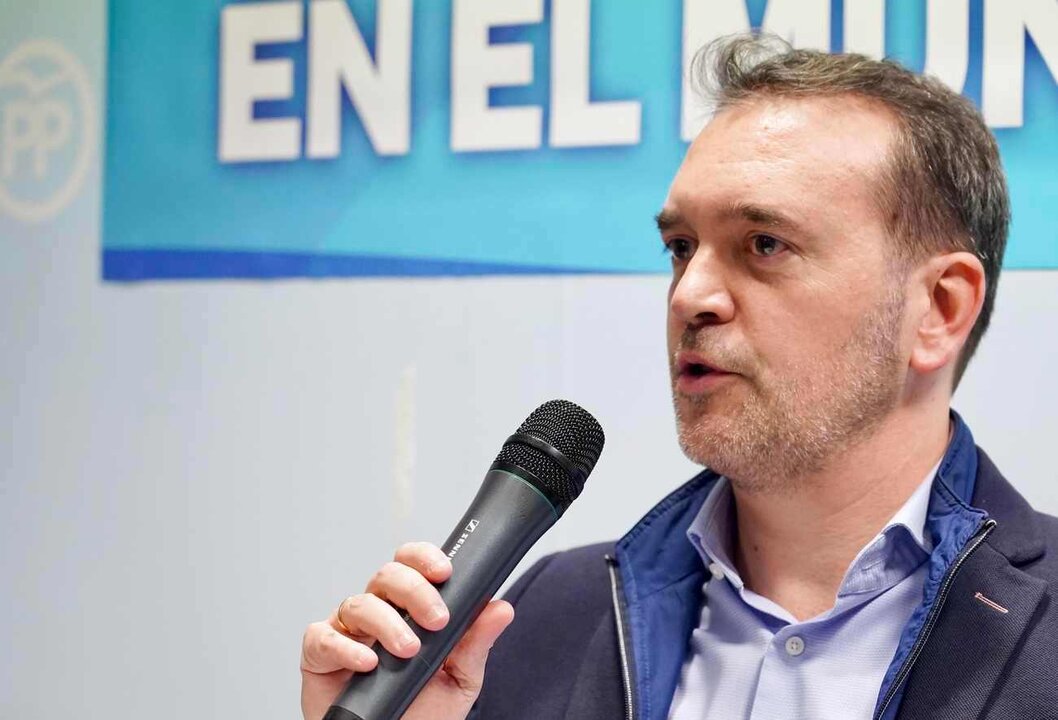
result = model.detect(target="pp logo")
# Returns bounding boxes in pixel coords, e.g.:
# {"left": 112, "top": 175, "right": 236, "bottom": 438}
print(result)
{"left": 0, "top": 39, "right": 96, "bottom": 223}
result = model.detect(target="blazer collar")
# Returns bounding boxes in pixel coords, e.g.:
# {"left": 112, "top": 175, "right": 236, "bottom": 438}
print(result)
{"left": 969, "top": 447, "right": 1045, "bottom": 565}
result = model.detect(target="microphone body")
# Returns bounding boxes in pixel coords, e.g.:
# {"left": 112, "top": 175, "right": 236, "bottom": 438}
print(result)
{"left": 324, "top": 399, "right": 605, "bottom": 720}
{"left": 325, "top": 468, "right": 559, "bottom": 720}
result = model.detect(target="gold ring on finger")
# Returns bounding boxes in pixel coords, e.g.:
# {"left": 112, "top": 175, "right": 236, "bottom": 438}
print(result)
{"left": 335, "top": 596, "right": 355, "bottom": 635}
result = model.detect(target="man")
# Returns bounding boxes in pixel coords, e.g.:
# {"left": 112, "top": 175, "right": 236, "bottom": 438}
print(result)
{"left": 300, "top": 36, "right": 1058, "bottom": 719}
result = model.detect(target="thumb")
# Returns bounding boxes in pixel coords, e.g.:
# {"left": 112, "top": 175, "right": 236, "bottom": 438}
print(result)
{"left": 440, "top": 599, "right": 516, "bottom": 697}
{"left": 402, "top": 599, "right": 515, "bottom": 720}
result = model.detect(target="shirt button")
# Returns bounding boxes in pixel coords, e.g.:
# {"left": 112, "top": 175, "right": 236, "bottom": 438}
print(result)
{"left": 785, "top": 636, "right": 806, "bottom": 657}
{"left": 708, "top": 562, "right": 724, "bottom": 580}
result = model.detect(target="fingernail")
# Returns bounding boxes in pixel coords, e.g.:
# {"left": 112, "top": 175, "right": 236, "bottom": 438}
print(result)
{"left": 427, "top": 604, "right": 449, "bottom": 624}
{"left": 399, "top": 631, "right": 418, "bottom": 651}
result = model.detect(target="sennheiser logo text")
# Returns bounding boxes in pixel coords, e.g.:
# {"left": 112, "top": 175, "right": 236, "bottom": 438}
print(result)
{"left": 447, "top": 519, "right": 480, "bottom": 559}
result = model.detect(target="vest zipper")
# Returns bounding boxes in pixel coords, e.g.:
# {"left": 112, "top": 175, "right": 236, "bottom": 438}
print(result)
{"left": 605, "top": 554, "right": 636, "bottom": 720}
{"left": 873, "top": 518, "right": 997, "bottom": 720}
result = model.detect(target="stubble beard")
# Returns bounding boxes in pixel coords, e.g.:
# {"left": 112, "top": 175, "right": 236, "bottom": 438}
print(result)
{"left": 672, "top": 287, "right": 907, "bottom": 494}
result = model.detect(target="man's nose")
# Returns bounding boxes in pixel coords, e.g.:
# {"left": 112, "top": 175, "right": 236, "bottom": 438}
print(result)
{"left": 669, "top": 255, "right": 735, "bottom": 327}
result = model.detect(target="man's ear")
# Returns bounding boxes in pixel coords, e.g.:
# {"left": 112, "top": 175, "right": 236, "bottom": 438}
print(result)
{"left": 909, "top": 251, "right": 986, "bottom": 376}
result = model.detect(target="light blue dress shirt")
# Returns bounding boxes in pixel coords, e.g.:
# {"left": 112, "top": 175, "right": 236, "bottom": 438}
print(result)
{"left": 668, "top": 464, "right": 939, "bottom": 720}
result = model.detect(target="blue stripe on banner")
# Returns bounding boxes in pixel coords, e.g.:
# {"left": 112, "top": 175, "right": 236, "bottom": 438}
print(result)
{"left": 101, "top": 249, "right": 629, "bottom": 281}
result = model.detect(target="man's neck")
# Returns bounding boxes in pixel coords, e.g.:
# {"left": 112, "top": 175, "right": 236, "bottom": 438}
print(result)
{"left": 730, "top": 406, "right": 951, "bottom": 622}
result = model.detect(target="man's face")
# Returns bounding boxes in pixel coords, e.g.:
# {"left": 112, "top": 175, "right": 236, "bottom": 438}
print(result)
{"left": 661, "top": 96, "right": 911, "bottom": 489}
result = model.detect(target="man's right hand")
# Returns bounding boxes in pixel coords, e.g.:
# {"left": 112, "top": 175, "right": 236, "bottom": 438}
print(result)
{"left": 300, "top": 541, "right": 515, "bottom": 720}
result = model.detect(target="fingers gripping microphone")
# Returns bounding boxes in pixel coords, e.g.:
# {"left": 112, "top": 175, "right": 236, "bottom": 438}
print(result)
{"left": 324, "top": 400, "right": 605, "bottom": 720}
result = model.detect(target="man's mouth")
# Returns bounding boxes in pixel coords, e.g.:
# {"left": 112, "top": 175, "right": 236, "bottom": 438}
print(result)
{"left": 674, "top": 352, "right": 736, "bottom": 393}
{"left": 684, "top": 362, "right": 713, "bottom": 377}
{"left": 676, "top": 352, "right": 728, "bottom": 376}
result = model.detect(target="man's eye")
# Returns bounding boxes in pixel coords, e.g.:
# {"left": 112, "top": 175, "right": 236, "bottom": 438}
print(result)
{"left": 750, "top": 234, "right": 788, "bottom": 257}
{"left": 664, "top": 238, "right": 694, "bottom": 260}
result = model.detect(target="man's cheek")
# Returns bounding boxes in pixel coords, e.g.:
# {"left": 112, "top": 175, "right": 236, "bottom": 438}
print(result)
{"left": 760, "top": 320, "right": 820, "bottom": 364}
{"left": 666, "top": 319, "right": 682, "bottom": 354}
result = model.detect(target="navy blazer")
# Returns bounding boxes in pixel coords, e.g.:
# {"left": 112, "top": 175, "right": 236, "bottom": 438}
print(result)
{"left": 471, "top": 448, "right": 1058, "bottom": 719}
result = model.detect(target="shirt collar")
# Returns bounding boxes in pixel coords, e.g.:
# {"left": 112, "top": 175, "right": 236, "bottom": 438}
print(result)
{"left": 881, "top": 458, "right": 938, "bottom": 554}
{"left": 685, "top": 458, "right": 942, "bottom": 605}
{"left": 685, "top": 476, "right": 740, "bottom": 587}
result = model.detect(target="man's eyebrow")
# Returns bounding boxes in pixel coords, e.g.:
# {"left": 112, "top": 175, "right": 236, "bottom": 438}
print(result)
{"left": 655, "top": 204, "right": 805, "bottom": 234}
{"left": 654, "top": 209, "right": 684, "bottom": 232}
{"left": 725, "top": 202, "right": 802, "bottom": 232}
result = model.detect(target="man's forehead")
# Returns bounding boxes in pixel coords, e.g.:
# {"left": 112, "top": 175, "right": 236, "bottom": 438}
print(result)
{"left": 689, "top": 94, "right": 898, "bottom": 164}
{"left": 665, "top": 95, "right": 897, "bottom": 221}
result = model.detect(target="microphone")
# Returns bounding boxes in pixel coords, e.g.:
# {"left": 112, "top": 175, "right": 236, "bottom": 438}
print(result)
{"left": 324, "top": 399, "right": 605, "bottom": 720}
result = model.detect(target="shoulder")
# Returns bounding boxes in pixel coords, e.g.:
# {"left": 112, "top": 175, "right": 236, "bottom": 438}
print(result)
{"left": 502, "top": 540, "right": 617, "bottom": 618}
{"left": 1036, "top": 511, "right": 1058, "bottom": 539}
{"left": 1026, "top": 511, "right": 1058, "bottom": 579}
{"left": 974, "top": 447, "right": 1058, "bottom": 583}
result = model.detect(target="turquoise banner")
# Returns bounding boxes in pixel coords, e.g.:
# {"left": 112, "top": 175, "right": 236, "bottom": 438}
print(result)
{"left": 99, "top": 0, "right": 1058, "bottom": 279}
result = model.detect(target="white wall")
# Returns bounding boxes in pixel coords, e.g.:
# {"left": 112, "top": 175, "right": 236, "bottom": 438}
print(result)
{"left": 2, "top": 4, "right": 1056, "bottom": 719}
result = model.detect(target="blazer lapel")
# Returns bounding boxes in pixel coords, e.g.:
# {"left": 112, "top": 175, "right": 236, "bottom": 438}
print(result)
{"left": 896, "top": 542, "right": 1047, "bottom": 719}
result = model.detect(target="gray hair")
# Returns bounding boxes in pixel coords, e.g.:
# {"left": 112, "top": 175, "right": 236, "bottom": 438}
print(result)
{"left": 691, "top": 34, "right": 1010, "bottom": 388}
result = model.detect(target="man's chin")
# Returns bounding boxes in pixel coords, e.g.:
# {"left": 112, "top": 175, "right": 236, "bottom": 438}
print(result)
{"left": 674, "top": 405, "right": 734, "bottom": 461}
{"left": 675, "top": 425, "right": 763, "bottom": 483}
{"left": 672, "top": 391, "right": 770, "bottom": 475}
{"left": 676, "top": 436, "right": 740, "bottom": 476}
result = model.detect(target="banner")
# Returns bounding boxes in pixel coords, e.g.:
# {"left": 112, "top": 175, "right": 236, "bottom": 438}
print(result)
{"left": 101, "top": 0, "right": 1058, "bottom": 280}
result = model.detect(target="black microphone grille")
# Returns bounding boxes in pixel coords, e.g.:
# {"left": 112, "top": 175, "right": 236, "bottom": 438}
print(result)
{"left": 492, "top": 399, "right": 605, "bottom": 511}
